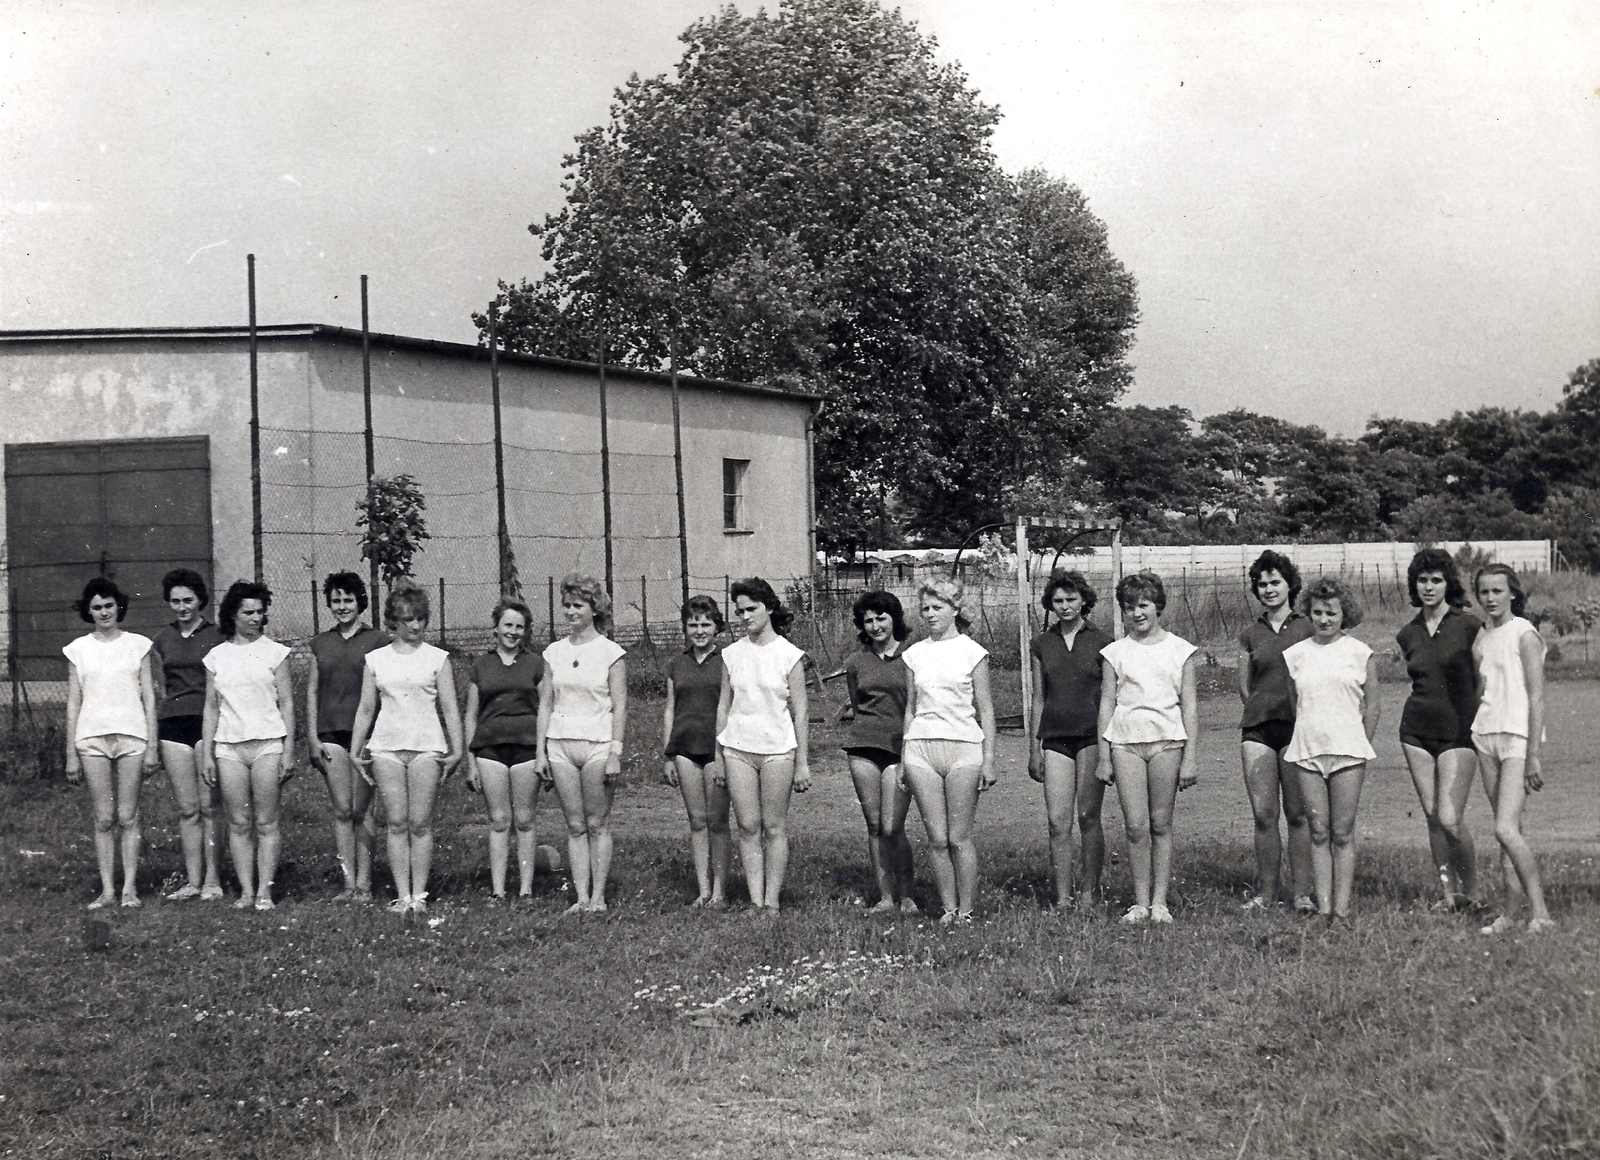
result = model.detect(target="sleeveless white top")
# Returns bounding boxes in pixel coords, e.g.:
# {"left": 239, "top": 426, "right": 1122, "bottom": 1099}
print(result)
{"left": 64, "top": 632, "right": 152, "bottom": 741}
{"left": 1101, "top": 632, "right": 1197, "bottom": 743}
{"left": 1282, "top": 635, "right": 1376, "bottom": 764}
{"left": 543, "top": 634, "right": 627, "bottom": 742}
{"left": 1472, "top": 616, "right": 1544, "bottom": 739}
{"left": 717, "top": 634, "right": 805, "bottom": 754}
{"left": 365, "top": 642, "right": 449, "bottom": 753}
{"left": 203, "top": 636, "right": 292, "bottom": 743}
{"left": 903, "top": 634, "right": 988, "bottom": 744}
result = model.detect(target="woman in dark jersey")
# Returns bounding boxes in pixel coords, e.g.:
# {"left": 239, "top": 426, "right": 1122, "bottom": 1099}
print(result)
{"left": 1397, "top": 548, "right": 1481, "bottom": 911}
{"left": 151, "top": 568, "right": 226, "bottom": 900}
{"left": 843, "top": 590, "right": 916, "bottom": 915}
{"left": 661, "top": 595, "right": 731, "bottom": 908}
{"left": 1027, "top": 570, "right": 1111, "bottom": 910}
{"left": 463, "top": 599, "right": 545, "bottom": 902}
{"left": 1236, "top": 551, "right": 1315, "bottom": 912}
{"left": 305, "top": 572, "right": 389, "bottom": 901}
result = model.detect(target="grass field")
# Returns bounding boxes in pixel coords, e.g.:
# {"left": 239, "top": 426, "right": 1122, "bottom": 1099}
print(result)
{"left": 2, "top": 682, "right": 1597, "bottom": 1159}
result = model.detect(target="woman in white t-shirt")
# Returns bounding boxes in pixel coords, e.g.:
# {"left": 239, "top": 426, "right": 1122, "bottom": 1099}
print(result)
{"left": 1471, "top": 565, "right": 1553, "bottom": 935}
{"left": 715, "top": 577, "right": 809, "bottom": 914}
{"left": 64, "top": 578, "right": 159, "bottom": 909}
{"left": 349, "top": 581, "right": 465, "bottom": 915}
{"left": 200, "top": 581, "right": 296, "bottom": 911}
{"left": 900, "top": 577, "right": 995, "bottom": 924}
{"left": 1282, "top": 576, "right": 1379, "bottom": 923}
{"left": 538, "top": 573, "right": 628, "bottom": 914}
{"left": 1097, "top": 572, "right": 1198, "bottom": 925}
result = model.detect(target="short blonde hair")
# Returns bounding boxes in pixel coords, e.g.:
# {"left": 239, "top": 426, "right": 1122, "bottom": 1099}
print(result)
{"left": 559, "top": 572, "right": 612, "bottom": 631}
{"left": 917, "top": 577, "right": 970, "bottom": 632}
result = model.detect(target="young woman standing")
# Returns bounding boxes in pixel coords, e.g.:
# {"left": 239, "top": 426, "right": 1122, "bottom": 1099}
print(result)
{"left": 1236, "top": 551, "right": 1314, "bottom": 912}
{"left": 662, "top": 596, "right": 731, "bottom": 908}
{"left": 1097, "top": 572, "right": 1198, "bottom": 925}
{"left": 305, "top": 572, "right": 389, "bottom": 901}
{"left": 1282, "top": 577, "right": 1380, "bottom": 922}
{"left": 1028, "top": 570, "right": 1111, "bottom": 910}
{"left": 1396, "top": 549, "right": 1481, "bottom": 912}
{"left": 151, "top": 568, "right": 225, "bottom": 901}
{"left": 1471, "top": 565, "right": 1554, "bottom": 935}
{"left": 716, "top": 577, "right": 809, "bottom": 914}
{"left": 843, "top": 590, "right": 916, "bottom": 915}
{"left": 200, "top": 581, "right": 296, "bottom": 910}
{"left": 348, "top": 581, "right": 465, "bottom": 914}
{"left": 901, "top": 577, "right": 995, "bottom": 924}
{"left": 538, "top": 574, "right": 627, "bottom": 914}
{"left": 463, "top": 599, "right": 545, "bottom": 902}
{"left": 64, "top": 578, "right": 159, "bottom": 909}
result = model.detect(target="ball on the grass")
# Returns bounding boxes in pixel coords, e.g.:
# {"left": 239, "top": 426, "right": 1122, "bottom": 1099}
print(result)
{"left": 535, "top": 844, "right": 562, "bottom": 873}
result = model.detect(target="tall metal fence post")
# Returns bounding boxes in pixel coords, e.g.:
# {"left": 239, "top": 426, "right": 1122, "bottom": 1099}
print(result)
{"left": 8, "top": 588, "right": 18, "bottom": 736}
{"left": 640, "top": 574, "right": 648, "bottom": 642}
{"left": 311, "top": 576, "right": 321, "bottom": 636}
{"left": 547, "top": 576, "right": 556, "bottom": 644}
{"left": 596, "top": 335, "right": 615, "bottom": 600}
{"left": 438, "top": 578, "right": 447, "bottom": 648}
{"left": 489, "top": 306, "right": 510, "bottom": 595}
{"left": 724, "top": 575, "right": 731, "bottom": 617}
{"left": 248, "top": 254, "right": 263, "bottom": 584}
{"left": 669, "top": 333, "right": 690, "bottom": 609}
{"left": 361, "top": 275, "right": 378, "bottom": 610}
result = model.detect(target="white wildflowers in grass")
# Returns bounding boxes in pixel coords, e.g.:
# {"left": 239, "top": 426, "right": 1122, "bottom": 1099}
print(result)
{"left": 631, "top": 950, "right": 931, "bottom": 1016}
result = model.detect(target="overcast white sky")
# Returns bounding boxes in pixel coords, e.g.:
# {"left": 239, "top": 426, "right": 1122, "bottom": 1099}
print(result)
{"left": 3, "top": 1, "right": 1596, "bottom": 434}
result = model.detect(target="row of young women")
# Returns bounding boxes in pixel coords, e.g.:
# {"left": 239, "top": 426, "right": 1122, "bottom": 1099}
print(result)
{"left": 63, "top": 551, "right": 1552, "bottom": 931}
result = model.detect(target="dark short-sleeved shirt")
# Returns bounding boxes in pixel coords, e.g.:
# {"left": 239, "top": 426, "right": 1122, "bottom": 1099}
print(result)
{"left": 1031, "top": 622, "right": 1112, "bottom": 741}
{"left": 843, "top": 645, "right": 910, "bottom": 755}
{"left": 308, "top": 624, "right": 391, "bottom": 734}
{"left": 1397, "top": 607, "right": 1481, "bottom": 742}
{"left": 665, "top": 647, "right": 724, "bottom": 758}
{"left": 469, "top": 650, "right": 544, "bottom": 748}
{"left": 152, "top": 620, "right": 225, "bottom": 720}
{"left": 1238, "top": 611, "right": 1315, "bottom": 727}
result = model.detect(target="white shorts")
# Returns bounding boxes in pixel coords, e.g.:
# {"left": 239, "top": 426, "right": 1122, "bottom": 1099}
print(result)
{"left": 1294, "top": 754, "right": 1366, "bottom": 778}
{"left": 722, "top": 747, "right": 796, "bottom": 774}
{"left": 1109, "top": 739, "right": 1185, "bottom": 764}
{"left": 547, "top": 737, "right": 610, "bottom": 771}
{"left": 370, "top": 748, "right": 442, "bottom": 768}
{"left": 214, "top": 738, "right": 285, "bottom": 766}
{"left": 1472, "top": 732, "right": 1528, "bottom": 763}
{"left": 76, "top": 733, "right": 146, "bottom": 762}
{"left": 901, "top": 738, "right": 984, "bottom": 779}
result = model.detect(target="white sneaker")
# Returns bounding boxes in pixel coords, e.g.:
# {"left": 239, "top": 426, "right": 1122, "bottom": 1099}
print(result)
{"left": 1121, "top": 905, "right": 1149, "bottom": 924}
{"left": 1149, "top": 904, "right": 1173, "bottom": 924}
{"left": 1480, "top": 915, "right": 1517, "bottom": 936}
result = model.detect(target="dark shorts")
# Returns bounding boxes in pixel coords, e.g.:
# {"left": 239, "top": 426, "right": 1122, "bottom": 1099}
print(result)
{"left": 158, "top": 715, "right": 204, "bottom": 747}
{"left": 668, "top": 752, "right": 715, "bottom": 768}
{"left": 318, "top": 730, "right": 354, "bottom": 750}
{"left": 1042, "top": 735, "right": 1097, "bottom": 760}
{"left": 1242, "top": 720, "right": 1295, "bottom": 752}
{"left": 472, "top": 743, "right": 540, "bottom": 768}
{"left": 843, "top": 745, "right": 901, "bottom": 772}
{"left": 1399, "top": 733, "right": 1474, "bottom": 759}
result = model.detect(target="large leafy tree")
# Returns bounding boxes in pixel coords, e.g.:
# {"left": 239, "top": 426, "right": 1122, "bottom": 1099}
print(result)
{"left": 482, "top": 0, "right": 1137, "bottom": 545}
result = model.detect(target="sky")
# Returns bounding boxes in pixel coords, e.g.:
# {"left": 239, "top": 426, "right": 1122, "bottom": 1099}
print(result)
{"left": 2, "top": 1, "right": 1596, "bottom": 435}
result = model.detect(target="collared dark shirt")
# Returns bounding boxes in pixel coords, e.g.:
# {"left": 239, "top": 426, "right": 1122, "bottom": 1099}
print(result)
{"left": 1031, "top": 621, "right": 1112, "bottom": 741}
{"left": 843, "top": 644, "right": 910, "bottom": 754}
{"left": 308, "top": 624, "right": 390, "bottom": 733}
{"left": 1397, "top": 607, "right": 1481, "bottom": 742}
{"left": 152, "top": 619, "right": 225, "bottom": 720}
{"left": 469, "top": 650, "right": 544, "bottom": 748}
{"left": 665, "top": 646, "right": 724, "bottom": 757}
{"left": 1238, "top": 611, "right": 1315, "bottom": 727}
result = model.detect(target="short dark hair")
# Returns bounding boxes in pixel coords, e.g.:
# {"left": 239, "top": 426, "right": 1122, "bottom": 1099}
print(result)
{"left": 730, "top": 576, "right": 794, "bottom": 635}
{"left": 1041, "top": 570, "right": 1097, "bottom": 618}
{"left": 1248, "top": 551, "right": 1301, "bottom": 607}
{"left": 681, "top": 595, "right": 726, "bottom": 633}
{"left": 1474, "top": 564, "right": 1527, "bottom": 618}
{"left": 384, "top": 580, "right": 430, "bottom": 629}
{"left": 323, "top": 571, "right": 369, "bottom": 613}
{"left": 218, "top": 580, "right": 272, "bottom": 638}
{"left": 852, "top": 589, "right": 909, "bottom": 647}
{"left": 490, "top": 598, "right": 533, "bottom": 641}
{"left": 77, "top": 577, "right": 129, "bottom": 624}
{"left": 1302, "top": 575, "right": 1363, "bottom": 628}
{"left": 1116, "top": 571, "right": 1166, "bottom": 613}
{"left": 161, "top": 568, "right": 209, "bottom": 607}
{"left": 1407, "top": 549, "right": 1467, "bottom": 608}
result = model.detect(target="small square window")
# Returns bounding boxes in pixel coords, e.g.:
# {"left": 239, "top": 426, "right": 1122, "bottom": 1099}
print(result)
{"left": 723, "top": 458, "right": 749, "bottom": 532}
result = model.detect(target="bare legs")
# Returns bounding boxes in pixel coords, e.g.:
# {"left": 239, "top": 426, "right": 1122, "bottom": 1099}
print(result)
{"left": 217, "top": 750, "right": 286, "bottom": 906}
{"left": 161, "top": 741, "right": 222, "bottom": 894}
{"left": 1112, "top": 747, "right": 1182, "bottom": 912}
{"left": 849, "top": 756, "right": 914, "bottom": 912}
{"left": 1296, "top": 763, "right": 1365, "bottom": 918}
{"left": 1240, "top": 740, "right": 1312, "bottom": 906}
{"left": 1401, "top": 744, "right": 1479, "bottom": 907}
{"left": 1043, "top": 748, "right": 1106, "bottom": 907}
{"left": 903, "top": 761, "right": 982, "bottom": 917}
{"left": 1478, "top": 752, "right": 1550, "bottom": 926}
{"left": 479, "top": 758, "right": 542, "bottom": 898}
{"left": 724, "top": 751, "right": 796, "bottom": 910}
{"left": 675, "top": 756, "right": 731, "bottom": 906}
{"left": 320, "top": 743, "right": 375, "bottom": 897}
{"left": 551, "top": 748, "right": 615, "bottom": 911}
{"left": 82, "top": 752, "right": 143, "bottom": 904}
{"left": 372, "top": 753, "right": 442, "bottom": 907}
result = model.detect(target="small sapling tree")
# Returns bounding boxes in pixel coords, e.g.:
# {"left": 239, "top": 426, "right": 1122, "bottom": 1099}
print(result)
{"left": 357, "top": 475, "right": 430, "bottom": 599}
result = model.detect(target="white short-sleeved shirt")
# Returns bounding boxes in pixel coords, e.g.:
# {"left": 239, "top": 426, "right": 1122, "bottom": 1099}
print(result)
{"left": 543, "top": 634, "right": 627, "bottom": 742}
{"left": 1282, "top": 635, "right": 1376, "bottom": 765}
{"left": 1101, "top": 632, "right": 1197, "bottom": 744}
{"left": 203, "top": 635, "right": 292, "bottom": 743}
{"left": 1472, "top": 616, "right": 1545, "bottom": 740}
{"left": 365, "top": 642, "right": 449, "bottom": 753}
{"left": 64, "top": 631, "right": 153, "bottom": 742}
{"left": 717, "top": 634, "right": 806, "bottom": 754}
{"left": 903, "top": 634, "right": 989, "bottom": 744}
